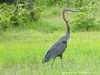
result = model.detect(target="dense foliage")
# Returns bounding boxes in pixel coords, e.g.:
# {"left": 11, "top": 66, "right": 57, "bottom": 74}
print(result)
{"left": 71, "top": 1, "right": 100, "bottom": 31}
{"left": 0, "top": 3, "right": 31, "bottom": 30}
{"left": 0, "top": 0, "right": 100, "bottom": 31}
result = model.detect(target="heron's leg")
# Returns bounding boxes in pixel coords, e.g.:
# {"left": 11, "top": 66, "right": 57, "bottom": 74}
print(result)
{"left": 51, "top": 58, "right": 55, "bottom": 68}
{"left": 60, "top": 54, "right": 63, "bottom": 67}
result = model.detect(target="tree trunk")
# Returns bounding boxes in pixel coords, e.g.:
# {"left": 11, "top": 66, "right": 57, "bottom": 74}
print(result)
{"left": 28, "top": 0, "right": 36, "bottom": 20}
{"left": 14, "top": 0, "right": 18, "bottom": 15}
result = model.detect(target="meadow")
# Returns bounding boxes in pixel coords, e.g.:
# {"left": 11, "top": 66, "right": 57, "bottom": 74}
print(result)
{"left": 0, "top": 6, "right": 100, "bottom": 75}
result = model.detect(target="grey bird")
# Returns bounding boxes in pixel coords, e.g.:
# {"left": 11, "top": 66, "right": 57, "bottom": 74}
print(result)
{"left": 42, "top": 8, "right": 77, "bottom": 66}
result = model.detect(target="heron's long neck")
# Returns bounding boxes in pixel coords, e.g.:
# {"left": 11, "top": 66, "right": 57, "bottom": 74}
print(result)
{"left": 63, "top": 11, "right": 70, "bottom": 34}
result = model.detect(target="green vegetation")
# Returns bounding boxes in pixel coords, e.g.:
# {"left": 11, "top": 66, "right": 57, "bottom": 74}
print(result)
{"left": 0, "top": 0, "right": 100, "bottom": 75}
{"left": 0, "top": 0, "right": 100, "bottom": 31}
{"left": 0, "top": 29, "right": 100, "bottom": 75}
{"left": 71, "top": 1, "right": 100, "bottom": 32}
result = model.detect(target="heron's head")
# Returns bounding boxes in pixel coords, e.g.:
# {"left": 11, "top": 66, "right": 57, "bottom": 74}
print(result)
{"left": 63, "top": 8, "right": 69, "bottom": 13}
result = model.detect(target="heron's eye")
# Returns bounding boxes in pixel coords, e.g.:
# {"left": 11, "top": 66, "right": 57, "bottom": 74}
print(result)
{"left": 62, "top": 41, "right": 67, "bottom": 44}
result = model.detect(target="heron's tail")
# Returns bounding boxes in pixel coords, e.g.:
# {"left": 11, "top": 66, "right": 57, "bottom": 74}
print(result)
{"left": 42, "top": 57, "right": 51, "bottom": 64}
{"left": 42, "top": 58, "right": 45, "bottom": 64}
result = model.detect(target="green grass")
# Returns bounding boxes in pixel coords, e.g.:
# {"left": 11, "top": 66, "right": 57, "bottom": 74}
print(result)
{"left": 0, "top": 30, "right": 100, "bottom": 75}
{"left": 0, "top": 6, "right": 100, "bottom": 75}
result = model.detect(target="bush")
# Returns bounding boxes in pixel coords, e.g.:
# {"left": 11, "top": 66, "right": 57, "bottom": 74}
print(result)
{"left": 71, "top": 12, "right": 97, "bottom": 32}
{"left": 0, "top": 3, "right": 13, "bottom": 30}
{"left": 71, "top": 2, "right": 99, "bottom": 32}
{"left": 0, "top": 3, "right": 35, "bottom": 30}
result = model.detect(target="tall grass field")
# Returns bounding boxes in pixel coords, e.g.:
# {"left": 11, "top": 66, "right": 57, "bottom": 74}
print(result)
{"left": 0, "top": 6, "right": 100, "bottom": 75}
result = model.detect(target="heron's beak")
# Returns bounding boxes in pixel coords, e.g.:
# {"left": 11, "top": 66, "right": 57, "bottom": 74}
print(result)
{"left": 68, "top": 9, "right": 79, "bottom": 12}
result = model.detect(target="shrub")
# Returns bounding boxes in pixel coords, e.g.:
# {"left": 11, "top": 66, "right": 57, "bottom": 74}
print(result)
{"left": 0, "top": 3, "right": 35, "bottom": 30}
{"left": 71, "top": 2, "right": 99, "bottom": 32}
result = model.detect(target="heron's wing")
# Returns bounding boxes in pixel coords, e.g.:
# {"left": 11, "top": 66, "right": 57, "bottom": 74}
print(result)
{"left": 49, "top": 41, "right": 67, "bottom": 58}
{"left": 43, "top": 40, "right": 67, "bottom": 63}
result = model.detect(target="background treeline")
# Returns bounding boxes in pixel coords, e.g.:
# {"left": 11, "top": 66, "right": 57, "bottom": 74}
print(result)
{"left": 0, "top": 0, "right": 100, "bottom": 31}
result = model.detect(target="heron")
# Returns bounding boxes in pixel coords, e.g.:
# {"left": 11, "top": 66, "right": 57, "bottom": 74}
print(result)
{"left": 42, "top": 8, "right": 77, "bottom": 67}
